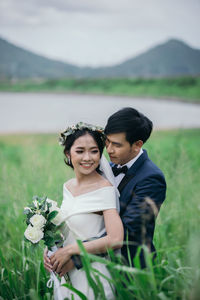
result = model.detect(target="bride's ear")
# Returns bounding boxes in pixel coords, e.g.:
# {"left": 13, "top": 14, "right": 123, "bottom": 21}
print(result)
{"left": 66, "top": 153, "right": 71, "bottom": 164}
{"left": 64, "top": 151, "right": 71, "bottom": 165}
{"left": 64, "top": 150, "right": 69, "bottom": 157}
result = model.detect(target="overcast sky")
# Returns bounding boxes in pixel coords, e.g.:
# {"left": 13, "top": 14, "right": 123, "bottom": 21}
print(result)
{"left": 0, "top": 0, "right": 199, "bottom": 67}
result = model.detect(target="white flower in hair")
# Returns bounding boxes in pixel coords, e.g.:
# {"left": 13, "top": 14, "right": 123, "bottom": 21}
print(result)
{"left": 59, "top": 122, "right": 105, "bottom": 146}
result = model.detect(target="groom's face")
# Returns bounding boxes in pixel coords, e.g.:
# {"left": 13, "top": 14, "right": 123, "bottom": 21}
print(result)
{"left": 106, "top": 133, "right": 141, "bottom": 165}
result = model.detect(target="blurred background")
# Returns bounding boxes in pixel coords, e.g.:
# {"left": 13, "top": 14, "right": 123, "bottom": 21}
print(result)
{"left": 0, "top": 2, "right": 200, "bottom": 299}
{"left": 0, "top": 0, "right": 200, "bottom": 132}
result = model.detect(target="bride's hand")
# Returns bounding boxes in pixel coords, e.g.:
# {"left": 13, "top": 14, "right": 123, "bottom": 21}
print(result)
{"left": 50, "top": 246, "right": 73, "bottom": 273}
{"left": 57, "top": 259, "right": 74, "bottom": 277}
{"left": 43, "top": 247, "right": 53, "bottom": 272}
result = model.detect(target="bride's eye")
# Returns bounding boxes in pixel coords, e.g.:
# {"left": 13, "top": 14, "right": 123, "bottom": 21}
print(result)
{"left": 91, "top": 150, "right": 99, "bottom": 154}
{"left": 76, "top": 150, "right": 84, "bottom": 154}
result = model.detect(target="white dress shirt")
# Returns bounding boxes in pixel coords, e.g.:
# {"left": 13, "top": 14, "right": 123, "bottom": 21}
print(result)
{"left": 114, "top": 149, "right": 143, "bottom": 187}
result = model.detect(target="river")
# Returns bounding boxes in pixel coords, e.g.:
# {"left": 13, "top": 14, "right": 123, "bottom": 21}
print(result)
{"left": 0, "top": 92, "right": 200, "bottom": 133}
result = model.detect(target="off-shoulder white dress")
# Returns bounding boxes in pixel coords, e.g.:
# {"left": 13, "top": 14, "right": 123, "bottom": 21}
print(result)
{"left": 55, "top": 184, "right": 117, "bottom": 300}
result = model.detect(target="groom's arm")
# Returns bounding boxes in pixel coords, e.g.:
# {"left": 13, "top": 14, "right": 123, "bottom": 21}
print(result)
{"left": 120, "top": 174, "right": 166, "bottom": 260}
{"left": 71, "top": 233, "right": 107, "bottom": 269}
{"left": 71, "top": 232, "right": 106, "bottom": 270}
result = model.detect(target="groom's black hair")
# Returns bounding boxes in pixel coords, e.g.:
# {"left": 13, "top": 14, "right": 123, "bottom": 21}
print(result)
{"left": 104, "top": 107, "right": 153, "bottom": 145}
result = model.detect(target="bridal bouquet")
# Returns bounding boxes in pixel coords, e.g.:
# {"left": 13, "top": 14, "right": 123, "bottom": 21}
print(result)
{"left": 24, "top": 195, "right": 64, "bottom": 250}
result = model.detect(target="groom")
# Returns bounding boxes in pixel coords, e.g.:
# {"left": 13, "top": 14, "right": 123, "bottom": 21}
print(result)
{"left": 104, "top": 107, "right": 166, "bottom": 267}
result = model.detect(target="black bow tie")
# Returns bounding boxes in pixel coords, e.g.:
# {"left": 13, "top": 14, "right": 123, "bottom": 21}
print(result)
{"left": 112, "top": 165, "right": 128, "bottom": 176}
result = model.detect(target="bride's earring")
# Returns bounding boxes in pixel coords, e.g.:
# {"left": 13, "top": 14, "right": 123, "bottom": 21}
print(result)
{"left": 68, "top": 156, "right": 71, "bottom": 164}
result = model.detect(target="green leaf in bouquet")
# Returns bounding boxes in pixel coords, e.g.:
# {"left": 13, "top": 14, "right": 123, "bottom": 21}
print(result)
{"left": 29, "top": 203, "right": 36, "bottom": 210}
{"left": 38, "top": 196, "right": 46, "bottom": 205}
{"left": 44, "top": 230, "right": 54, "bottom": 238}
{"left": 44, "top": 236, "right": 56, "bottom": 249}
{"left": 24, "top": 236, "right": 30, "bottom": 243}
{"left": 53, "top": 232, "right": 63, "bottom": 242}
{"left": 25, "top": 213, "right": 35, "bottom": 225}
{"left": 44, "top": 221, "right": 56, "bottom": 233}
{"left": 41, "top": 197, "right": 48, "bottom": 211}
{"left": 25, "top": 219, "right": 30, "bottom": 226}
{"left": 44, "top": 201, "right": 54, "bottom": 214}
{"left": 43, "top": 236, "right": 54, "bottom": 245}
{"left": 56, "top": 221, "right": 65, "bottom": 230}
{"left": 47, "top": 210, "right": 58, "bottom": 221}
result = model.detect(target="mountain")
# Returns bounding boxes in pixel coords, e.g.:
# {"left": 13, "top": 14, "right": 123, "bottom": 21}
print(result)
{"left": 0, "top": 37, "right": 83, "bottom": 80}
{"left": 0, "top": 37, "right": 200, "bottom": 79}
{"left": 91, "top": 39, "right": 200, "bottom": 78}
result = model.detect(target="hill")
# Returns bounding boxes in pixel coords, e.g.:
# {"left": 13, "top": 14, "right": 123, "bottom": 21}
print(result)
{"left": 0, "top": 37, "right": 83, "bottom": 80}
{"left": 91, "top": 39, "right": 200, "bottom": 77}
{"left": 0, "top": 37, "right": 200, "bottom": 79}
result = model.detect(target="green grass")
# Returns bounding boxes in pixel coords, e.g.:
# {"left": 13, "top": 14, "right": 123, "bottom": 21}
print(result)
{"left": 0, "top": 129, "right": 200, "bottom": 299}
{"left": 0, "top": 77, "right": 200, "bottom": 103}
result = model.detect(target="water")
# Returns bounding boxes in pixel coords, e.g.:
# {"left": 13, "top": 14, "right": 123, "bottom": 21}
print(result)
{"left": 0, "top": 92, "right": 200, "bottom": 133}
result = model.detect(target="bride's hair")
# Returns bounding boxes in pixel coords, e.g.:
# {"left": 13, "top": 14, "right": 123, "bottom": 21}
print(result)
{"left": 63, "top": 129, "right": 105, "bottom": 169}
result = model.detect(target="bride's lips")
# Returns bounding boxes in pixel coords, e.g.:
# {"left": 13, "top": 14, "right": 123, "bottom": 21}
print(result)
{"left": 80, "top": 163, "right": 93, "bottom": 169}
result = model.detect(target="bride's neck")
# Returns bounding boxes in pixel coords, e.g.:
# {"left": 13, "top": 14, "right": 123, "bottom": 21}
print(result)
{"left": 75, "top": 170, "right": 99, "bottom": 185}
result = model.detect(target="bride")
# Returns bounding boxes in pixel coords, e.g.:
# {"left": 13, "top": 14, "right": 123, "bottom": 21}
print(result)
{"left": 44, "top": 122, "right": 124, "bottom": 299}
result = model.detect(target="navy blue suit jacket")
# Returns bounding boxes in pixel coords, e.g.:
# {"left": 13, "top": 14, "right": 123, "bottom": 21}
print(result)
{"left": 116, "top": 149, "right": 166, "bottom": 267}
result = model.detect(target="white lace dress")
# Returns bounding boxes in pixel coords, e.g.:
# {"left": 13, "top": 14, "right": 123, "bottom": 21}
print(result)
{"left": 55, "top": 184, "right": 117, "bottom": 300}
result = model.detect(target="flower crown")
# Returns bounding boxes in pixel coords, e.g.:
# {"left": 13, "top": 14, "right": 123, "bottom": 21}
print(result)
{"left": 59, "top": 122, "right": 105, "bottom": 146}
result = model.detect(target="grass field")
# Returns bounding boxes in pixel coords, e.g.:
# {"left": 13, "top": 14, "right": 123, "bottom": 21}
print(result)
{"left": 0, "top": 77, "right": 200, "bottom": 103}
{"left": 0, "top": 129, "right": 200, "bottom": 299}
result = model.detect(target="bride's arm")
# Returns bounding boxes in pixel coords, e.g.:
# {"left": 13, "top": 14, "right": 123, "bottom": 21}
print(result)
{"left": 79, "top": 209, "right": 124, "bottom": 253}
{"left": 50, "top": 209, "right": 123, "bottom": 273}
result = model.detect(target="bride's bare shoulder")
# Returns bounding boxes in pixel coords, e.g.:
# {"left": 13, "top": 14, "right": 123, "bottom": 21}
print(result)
{"left": 98, "top": 175, "right": 113, "bottom": 188}
{"left": 65, "top": 178, "right": 76, "bottom": 189}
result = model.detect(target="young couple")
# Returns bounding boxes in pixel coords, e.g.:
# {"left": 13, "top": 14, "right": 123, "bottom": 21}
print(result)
{"left": 44, "top": 107, "right": 166, "bottom": 299}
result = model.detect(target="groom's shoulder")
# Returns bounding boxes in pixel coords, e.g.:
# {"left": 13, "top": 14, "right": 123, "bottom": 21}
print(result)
{"left": 138, "top": 150, "right": 165, "bottom": 179}
{"left": 143, "top": 155, "right": 165, "bottom": 179}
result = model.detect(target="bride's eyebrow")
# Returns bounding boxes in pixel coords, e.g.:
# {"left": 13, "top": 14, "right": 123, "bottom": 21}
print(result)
{"left": 75, "top": 146, "right": 99, "bottom": 150}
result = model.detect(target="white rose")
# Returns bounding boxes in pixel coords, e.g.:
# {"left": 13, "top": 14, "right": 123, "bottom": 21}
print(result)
{"left": 24, "top": 225, "right": 44, "bottom": 244}
{"left": 30, "top": 214, "right": 46, "bottom": 228}
{"left": 46, "top": 198, "right": 58, "bottom": 212}
{"left": 51, "top": 209, "right": 64, "bottom": 226}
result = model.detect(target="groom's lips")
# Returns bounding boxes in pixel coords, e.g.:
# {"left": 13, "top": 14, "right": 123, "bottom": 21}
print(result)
{"left": 109, "top": 156, "right": 116, "bottom": 159}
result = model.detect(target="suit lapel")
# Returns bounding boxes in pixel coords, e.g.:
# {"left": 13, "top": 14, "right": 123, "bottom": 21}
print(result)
{"left": 117, "top": 149, "right": 148, "bottom": 193}
{"left": 118, "top": 173, "right": 135, "bottom": 194}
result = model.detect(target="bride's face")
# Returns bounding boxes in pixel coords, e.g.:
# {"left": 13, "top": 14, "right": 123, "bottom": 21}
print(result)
{"left": 69, "top": 133, "right": 101, "bottom": 175}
